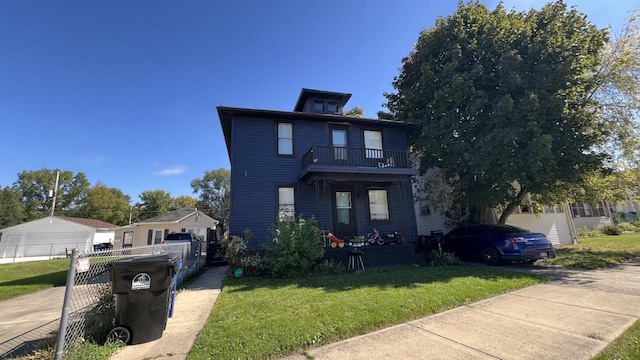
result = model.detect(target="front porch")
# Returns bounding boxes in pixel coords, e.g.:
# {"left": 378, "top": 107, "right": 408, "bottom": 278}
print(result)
{"left": 323, "top": 243, "right": 417, "bottom": 268}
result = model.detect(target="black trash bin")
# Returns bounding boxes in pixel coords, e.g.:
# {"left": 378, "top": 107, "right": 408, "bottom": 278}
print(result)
{"left": 106, "top": 253, "right": 181, "bottom": 345}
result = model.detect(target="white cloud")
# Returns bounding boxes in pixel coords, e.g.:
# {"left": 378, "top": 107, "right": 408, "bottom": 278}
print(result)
{"left": 154, "top": 166, "right": 186, "bottom": 176}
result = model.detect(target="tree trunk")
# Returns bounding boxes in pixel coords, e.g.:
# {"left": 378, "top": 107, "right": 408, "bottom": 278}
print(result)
{"left": 498, "top": 187, "right": 527, "bottom": 224}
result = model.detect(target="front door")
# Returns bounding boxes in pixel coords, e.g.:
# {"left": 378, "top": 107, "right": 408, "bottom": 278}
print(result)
{"left": 333, "top": 190, "right": 357, "bottom": 238}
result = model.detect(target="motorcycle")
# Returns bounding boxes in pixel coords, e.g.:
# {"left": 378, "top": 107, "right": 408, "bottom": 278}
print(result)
{"left": 382, "top": 228, "right": 405, "bottom": 245}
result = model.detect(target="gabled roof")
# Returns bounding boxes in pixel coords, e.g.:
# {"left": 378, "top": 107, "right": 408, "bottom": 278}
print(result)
{"left": 59, "top": 216, "right": 118, "bottom": 229}
{"left": 0, "top": 216, "right": 118, "bottom": 233}
{"left": 137, "top": 208, "right": 218, "bottom": 225}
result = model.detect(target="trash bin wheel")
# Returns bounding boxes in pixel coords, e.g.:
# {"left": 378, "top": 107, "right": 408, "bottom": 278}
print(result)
{"left": 107, "top": 326, "right": 131, "bottom": 344}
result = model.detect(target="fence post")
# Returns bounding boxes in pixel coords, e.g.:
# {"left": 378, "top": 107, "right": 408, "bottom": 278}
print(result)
{"left": 54, "top": 248, "right": 79, "bottom": 360}
{"left": 12, "top": 245, "right": 18, "bottom": 263}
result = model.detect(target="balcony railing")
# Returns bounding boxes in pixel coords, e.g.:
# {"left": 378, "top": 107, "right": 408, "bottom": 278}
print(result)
{"left": 302, "top": 145, "right": 411, "bottom": 169}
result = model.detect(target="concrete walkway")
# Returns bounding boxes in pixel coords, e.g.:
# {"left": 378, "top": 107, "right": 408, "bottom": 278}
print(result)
{"left": 282, "top": 260, "right": 640, "bottom": 360}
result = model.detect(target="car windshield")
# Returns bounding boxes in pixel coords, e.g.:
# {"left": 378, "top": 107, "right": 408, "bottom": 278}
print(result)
{"left": 491, "top": 225, "right": 530, "bottom": 235}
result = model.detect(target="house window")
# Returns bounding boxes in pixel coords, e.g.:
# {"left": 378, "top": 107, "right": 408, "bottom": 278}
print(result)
{"left": 327, "top": 102, "right": 338, "bottom": 113}
{"left": 123, "top": 231, "right": 134, "bottom": 247}
{"left": 278, "top": 187, "right": 295, "bottom": 219}
{"left": 332, "top": 128, "right": 348, "bottom": 160}
{"left": 278, "top": 123, "right": 293, "bottom": 155}
{"left": 364, "top": 130, "right": 383, "bottom": 159}
{"left": 153, "top": 229, "right": 163, "bottom": 244}
{"left": 571, "top": 202, "right": 605, "bottom": 217}
{"left": 313, "top": 100, "right": 324, "bottom": 112}
{"left": 335, "top": 192, "right": 352, "bottom": 224}
{"left": 368, "top": 189, "right": 389, "bottom": 220}
{"left": 419, "top": 199, "right": 431, "bottom": 216}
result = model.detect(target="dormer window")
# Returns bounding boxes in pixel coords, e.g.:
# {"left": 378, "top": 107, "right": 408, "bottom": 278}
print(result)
{"left": 327, "top": 102, "right": 338, "bottom": 113}
{"left": 313, "top": 100, "right": 324, "bottom": 112}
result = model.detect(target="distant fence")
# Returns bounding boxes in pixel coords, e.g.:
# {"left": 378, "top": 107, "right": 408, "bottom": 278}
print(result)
{"left": 0, "top": 243, "right": 85, "bottom": 263}
{"left": 0, "top": 242, "right": 208, "bottom": 359}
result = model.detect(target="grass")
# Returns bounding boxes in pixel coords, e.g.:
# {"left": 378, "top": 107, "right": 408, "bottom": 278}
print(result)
{"left": 0, "top": 258, "right": 70, "bottom": 301}
{"left": 541, "top": 233, "right": 640, "bottom": 269}
{"left": 592, "top": 319, "right": 640, "bottom": 360}
{"left": 15, "top": 341, "right": 122, "bottom": 360}
{"left": 188, "top": 264, "right": 546, "bottom": 360}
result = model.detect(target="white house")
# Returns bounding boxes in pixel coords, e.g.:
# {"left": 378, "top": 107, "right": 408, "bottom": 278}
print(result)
{"left": 0, "top": 216, "right": 118, "bottom": 259}
{"left": 113, "top": 208, "right": 218, "bottom": 248}
{"left": 413, "top": 170, "right": 612, "bottom": 246}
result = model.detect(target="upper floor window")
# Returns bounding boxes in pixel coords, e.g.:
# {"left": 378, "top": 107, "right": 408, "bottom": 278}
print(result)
{"left": 313, "top": 100, "right": 324, "bottom": 112}
{"left": 419, "top": 199, "right": 431, "bottom": 216}
{"left": 327, "top": 102, "right": 338, "bottom": 113}
{"left": 364, "top": 130, "right": 383, "bottom": 158}
{"left": 278, "top": 123, "right": 293, "bottom": 155}
{"left": 278, "top": 187, "right": 295, "bottom": 219}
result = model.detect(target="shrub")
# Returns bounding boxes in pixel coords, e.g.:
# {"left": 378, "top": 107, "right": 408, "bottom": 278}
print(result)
{"left": 265, "top": 215, "right": 325, "bottom": 278}
{"left": 576, "top": 226, "right": 599, "bottom": 238}
{"left": 601, "top": 225, "right": 623, "bottom": 235}
{"left": 223, "top": 229, "right": 266, "bottom": 276}
{"left": 427, "top": 250, "right": 460, "bottom": 266}
{"left": 617, "top": 222, "right": 637, "bottom": 232}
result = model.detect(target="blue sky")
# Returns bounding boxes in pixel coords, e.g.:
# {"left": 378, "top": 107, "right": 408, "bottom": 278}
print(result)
{"left": 1, "top": 0, "right": 637, "bottom": 203}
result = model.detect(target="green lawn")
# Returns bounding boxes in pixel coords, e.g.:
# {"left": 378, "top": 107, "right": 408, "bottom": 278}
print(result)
{"left": 591, "top": 318, "right": 640, "bottom": 360}
{"left": 0, "top": 258, "right": 70, "bottom": 301}
{"left": 541, "top": 233, "right": 640, "bottom": 269}
{"left": 189, "top": 265, "right": 546, "bottom": 360}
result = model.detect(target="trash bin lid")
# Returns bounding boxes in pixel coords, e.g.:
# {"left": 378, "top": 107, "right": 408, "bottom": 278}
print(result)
{"left": 110, "top": 253, "right": 180, "bottom": 268}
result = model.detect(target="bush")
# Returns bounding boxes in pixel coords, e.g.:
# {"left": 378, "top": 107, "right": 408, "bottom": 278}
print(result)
{"left": 576, "top": 226, "right": 599, "bottom": 238}
{"left": 222, "top": 229, "right": 266, "bottom": 276}
{"left": 616, "top": 222, "right": 638, "bottom": 232}
{"left": 427, "top": 250, "right": 460, "bottom": 266}
{"left": 265, "top": 215, "right": 325, "bottom": 278}
{"left": 601, "top": 225, "right": 623, "bottom": 235}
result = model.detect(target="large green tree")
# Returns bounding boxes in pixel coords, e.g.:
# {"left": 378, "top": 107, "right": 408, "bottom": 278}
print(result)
{"left": 136, "top": 189, "right": 174, "bottom": 221}
{"left": 75, "top": 183, "right": 132, "bottom": 225}
{"left": 13, "top": 169, "right": 90, "bottom": 220}
{"left": 0, "top": 186, "right": 25, "bottom": 228}
{"left": 173, "top": 195, "right": 199, "bottom": 210}
{"left": 383, "top": 1, "right": 610, "bottom": 223}
{"left": 591, "top": 13, "right": 640, "bottom": 168}
{"left": 190, "top": 168, "right": 230, "bottom": 227}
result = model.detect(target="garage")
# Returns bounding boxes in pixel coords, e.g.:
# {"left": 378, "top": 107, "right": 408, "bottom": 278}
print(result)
{"left": 0, "top": 216, "right": 117, "bottom": 260}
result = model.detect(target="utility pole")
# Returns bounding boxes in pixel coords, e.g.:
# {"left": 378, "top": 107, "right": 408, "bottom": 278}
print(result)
{"left": 49, "top": 170, "right": 60, "bottom": 217}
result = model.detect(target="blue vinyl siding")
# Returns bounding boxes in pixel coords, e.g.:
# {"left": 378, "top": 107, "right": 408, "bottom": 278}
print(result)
{"left": 228, "top": 115, "right": 416, "bottom": 248}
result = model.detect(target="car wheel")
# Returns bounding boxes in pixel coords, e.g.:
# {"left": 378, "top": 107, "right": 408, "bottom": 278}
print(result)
{"left": 481, "top": 247, "right": 502, "bottom": 266}
{"left": 526, "top": 259, "right": 538, "bottom": 264}
{"left": 107, "top": 326, "right": 131, "bottom": 344}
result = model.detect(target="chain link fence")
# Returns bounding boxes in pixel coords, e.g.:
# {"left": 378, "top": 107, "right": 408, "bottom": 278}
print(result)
{"left": 0, "top": 241, "right": 208, "bottom": 359}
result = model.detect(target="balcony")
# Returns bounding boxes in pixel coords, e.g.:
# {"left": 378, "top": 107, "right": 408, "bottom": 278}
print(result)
{"left": 299, "top": 145, "right": 418, "bottom": 182}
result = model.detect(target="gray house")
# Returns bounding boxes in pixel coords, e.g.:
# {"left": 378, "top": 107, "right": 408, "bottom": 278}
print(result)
{"left": 218, "top": 88, "right": 418, "bottom": 265}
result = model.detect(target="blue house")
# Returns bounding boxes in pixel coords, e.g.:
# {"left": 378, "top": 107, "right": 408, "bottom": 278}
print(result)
{"left": 218, "top": 89, "right": 418, "bottom": 265}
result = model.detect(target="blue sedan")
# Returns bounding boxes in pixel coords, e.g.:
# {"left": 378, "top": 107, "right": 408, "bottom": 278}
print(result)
{"left": 441, "top": 224, "right": 556, "bottom": 265}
